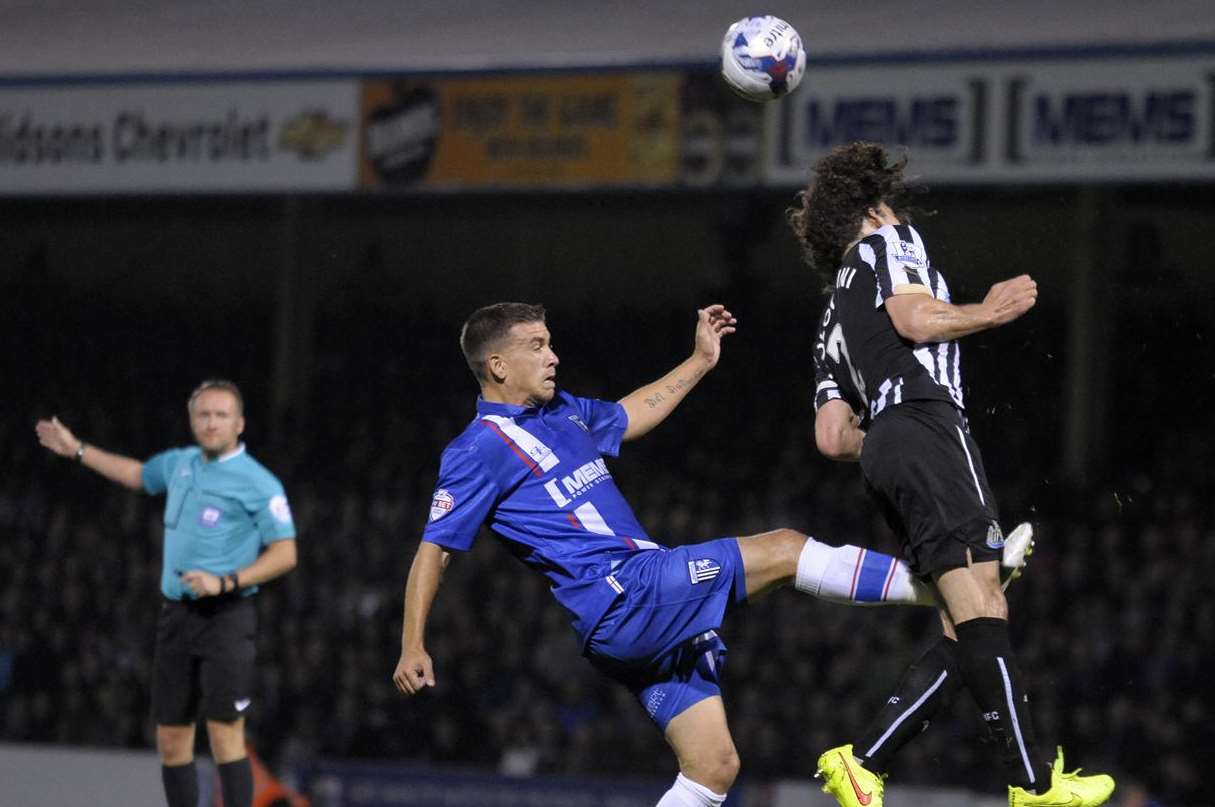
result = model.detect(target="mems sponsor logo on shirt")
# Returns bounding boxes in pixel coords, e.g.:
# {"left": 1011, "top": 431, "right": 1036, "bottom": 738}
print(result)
{"left": 543, "top": 458, "right": 611, "bottom": 508}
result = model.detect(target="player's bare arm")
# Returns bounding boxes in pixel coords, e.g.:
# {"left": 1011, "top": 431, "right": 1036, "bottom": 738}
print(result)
{"left": 814, "top": 399, "right": 865, "bottom": 462}
{"left": 35, "top": 416, "right": 144, "bottom": 491}
{"left": 885, "top": 274, "right": 1038, "bottom": 344}
{"left": 393, "top": 541, "right": 450, "bottom": 695}
{"left": 618, "top": 304, "right": 737, "bottom": 441}
{"left": 179, "top": 539, "right": 298, "bottom": 598}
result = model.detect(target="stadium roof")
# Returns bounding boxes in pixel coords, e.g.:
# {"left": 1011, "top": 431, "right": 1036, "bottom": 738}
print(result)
{"left": 3, "top": 0, "right": 1214, "bottom": 80}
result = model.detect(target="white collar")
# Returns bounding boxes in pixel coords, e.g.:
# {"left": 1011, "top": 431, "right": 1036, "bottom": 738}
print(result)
{"left": 215, "top": 443, "right": 247, "bottom": 463}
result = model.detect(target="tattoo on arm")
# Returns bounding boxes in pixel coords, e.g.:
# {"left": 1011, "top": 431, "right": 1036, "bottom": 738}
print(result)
{"left": 643, "top": 370, "right": 703, "bottom": 409}
{"left": 664, "top": 372, "right": 701, "bottom": 396}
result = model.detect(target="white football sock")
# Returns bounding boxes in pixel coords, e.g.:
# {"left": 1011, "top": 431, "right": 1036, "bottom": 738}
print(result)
{"left": 794, "top": 537, "right": 934, "bottom": 606}
{"left": 655, "top": 773, "right": 727, "bottom": 807}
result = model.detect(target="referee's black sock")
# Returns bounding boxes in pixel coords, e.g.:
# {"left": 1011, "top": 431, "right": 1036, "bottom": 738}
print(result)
{"left": 161, "top": 761, "right": 198, "bottom": 807}
{"left": 855, "top": 636, "right": 961, "bottom": 773}
{"left": 218, "top": 757, "right": 254, "bottom": 807}
{"left": 954, "top": 617, "right": 1044, "bottom": 792}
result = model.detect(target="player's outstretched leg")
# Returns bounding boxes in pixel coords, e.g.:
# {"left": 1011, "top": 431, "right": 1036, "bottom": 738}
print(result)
{"left": 737, "top": 528, "right": 936, "bottom": 606}
{"left": 1009, "top": 747, "right": 1115, "bottom": 807}
{"left": 815, "top": 743, "right": 885, "bottom": 807}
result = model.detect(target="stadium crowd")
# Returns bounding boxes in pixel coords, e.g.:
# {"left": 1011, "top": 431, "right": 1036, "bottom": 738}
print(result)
{"left": 2, "top": 294, "right": 1210, "bottom": 807}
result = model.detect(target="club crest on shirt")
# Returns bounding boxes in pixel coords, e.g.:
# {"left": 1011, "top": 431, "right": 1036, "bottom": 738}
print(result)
{"left": 268, "top": 495, "right": 292, "bottom": 524}
{"left": 567, "top": 414, "right": 590, "bottom": 433}
{"left": 430, "top": 489, "right": 454, "bottom": 522}
{"left": 688, "top": 558, "right": 722, "bottom": 584}
{"left": 986, "top": 522, "right": 1005, "bottom": 549}
{"left": 199, "top": 506, "right": 222, "bottom": 528}
{"left": 893, "top": 239, "right": 925, "bottom": 268}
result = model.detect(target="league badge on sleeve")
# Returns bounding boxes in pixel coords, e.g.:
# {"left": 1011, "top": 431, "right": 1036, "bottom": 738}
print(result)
{"left": 430, "top": 489, "right": 454, "bottom": 522}
{"left": 269, "top": 495, "right": 293, "bottom": 525}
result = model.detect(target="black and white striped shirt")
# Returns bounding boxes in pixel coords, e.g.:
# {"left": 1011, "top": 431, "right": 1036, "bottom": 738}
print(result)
{"left": 813, "top": 223, "right": 964, "bottom": 423}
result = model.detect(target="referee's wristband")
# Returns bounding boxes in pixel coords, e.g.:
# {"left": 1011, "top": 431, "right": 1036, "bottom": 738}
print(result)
{"left": 73, "top": 443, "right": 86, "bottom": 463}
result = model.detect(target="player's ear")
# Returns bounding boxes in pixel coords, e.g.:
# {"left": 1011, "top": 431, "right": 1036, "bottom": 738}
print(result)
{"left": 236, "top": 415, "right": 246, "bottom": 437}
{"left": 487, "top": 352, "right": 508, "bottom": 383}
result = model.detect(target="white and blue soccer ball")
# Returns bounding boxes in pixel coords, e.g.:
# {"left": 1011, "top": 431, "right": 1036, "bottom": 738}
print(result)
{"left": 720, "top": 15, "right": 807, "bottom": 102}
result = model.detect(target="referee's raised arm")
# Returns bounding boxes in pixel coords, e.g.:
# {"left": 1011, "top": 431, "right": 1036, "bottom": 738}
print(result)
{"left": 35, "top": 415, "right": 144, "bottom": 491}
{"left": 617, "top": 304, "right": 736, "bottom": 442}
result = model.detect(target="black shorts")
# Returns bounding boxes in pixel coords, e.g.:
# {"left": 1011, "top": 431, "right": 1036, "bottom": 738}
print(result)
{"left": 860, "top": 399, "right": 1003, "bottom": 577}
{"left": 152, "top": 595, "right": 256, "bottom": 725}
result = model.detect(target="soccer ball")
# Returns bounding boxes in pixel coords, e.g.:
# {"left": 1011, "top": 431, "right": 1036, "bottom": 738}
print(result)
{"left": 720, "top": 15, "right": 806, "bottom": 102}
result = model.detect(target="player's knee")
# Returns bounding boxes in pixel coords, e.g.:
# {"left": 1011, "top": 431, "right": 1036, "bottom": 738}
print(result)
{"left": 156, "top": 725, "right": 194, "bottom": 764}
{"left": 694, "top": 746, "right": 740, "bottom": 793}
{"left": 205, "top": 719, "right": 247, "bottom": 763}
{"left": 719, "top": 746, "right": 741, "bottom": 785}
{"left": 984, "top": 587, "right": 1009, "bottom": 620}
{"left": 975, "top": 572, "right": 1008, "bottom": 618}
{"left": 772, "top": 528, "right": 808, "bottom": 562}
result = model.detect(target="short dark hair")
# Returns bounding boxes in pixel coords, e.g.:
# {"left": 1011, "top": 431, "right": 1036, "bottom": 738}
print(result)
{"left": 460, "top": 303, "right": 547, "bottom": 382}
{"left": 787, "top": 141, "right": 909, "bottom": 284}
{"left": 187, "top": 379, "right": 244, "bottom": 415}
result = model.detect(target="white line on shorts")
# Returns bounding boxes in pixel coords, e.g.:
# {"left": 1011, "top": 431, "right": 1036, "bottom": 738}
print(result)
{"left": 955, "top": 425, "right": 986, "bottom": 506}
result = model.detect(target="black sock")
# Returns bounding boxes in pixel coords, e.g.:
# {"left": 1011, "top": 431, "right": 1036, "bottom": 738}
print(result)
{"left": 855, "top": 636, "right": 961, "bottom": 773}
{"left": 218, "top": 757, "right": 254, "bottom": 807}
{"left": 161, "top": 761, "right": 198, "bottom": 807}
{"left": 954, "top": 617, "right": 1043, "bottom": 791}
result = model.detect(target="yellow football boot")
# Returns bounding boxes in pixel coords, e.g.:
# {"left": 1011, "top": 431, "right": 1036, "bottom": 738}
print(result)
{"left": 815, "top": 744, "right": 885, "bottom": 807}
{"left": 1009, "top": 747, "right": 1116, "bottom": 807}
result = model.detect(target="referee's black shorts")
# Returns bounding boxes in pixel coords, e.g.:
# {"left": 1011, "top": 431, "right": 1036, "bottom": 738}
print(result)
{"left": 860, "top": 399, "right": 1003, "bottom": 577}
{"left": 152, "top": 595, "right": 256, "bottom": 725}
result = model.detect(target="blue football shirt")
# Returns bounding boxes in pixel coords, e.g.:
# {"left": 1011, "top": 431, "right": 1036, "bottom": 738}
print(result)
{"left": 423, "top": 391, "right": 665, "bottom": 645}
{"left": 142, "top": 443, "right": 296, "bottom": 600}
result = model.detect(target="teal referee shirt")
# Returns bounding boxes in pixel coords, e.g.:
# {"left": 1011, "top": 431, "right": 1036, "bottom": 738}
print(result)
{"left": 142, "top": 443, "right": 296, "bottom": 600}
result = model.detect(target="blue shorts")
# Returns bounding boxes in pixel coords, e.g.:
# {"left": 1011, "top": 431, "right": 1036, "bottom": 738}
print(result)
{"left": 585, "top": 538, "right": 747, "bottom": 730}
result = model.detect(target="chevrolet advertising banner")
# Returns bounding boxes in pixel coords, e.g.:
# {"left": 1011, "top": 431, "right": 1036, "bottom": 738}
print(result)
{"left": 2, "top": 48, "right": 1212, "bottom": 195}
{"left": 0, "top": 81, "right": 358, "bottom": 194}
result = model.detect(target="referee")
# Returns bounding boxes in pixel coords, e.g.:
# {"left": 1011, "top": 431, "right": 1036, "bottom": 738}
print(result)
{"left": 789, "top": 142, "right": 1113, "bottom": 807}
{"left": 35, "top": 379, "right": 298, "bottom": 807}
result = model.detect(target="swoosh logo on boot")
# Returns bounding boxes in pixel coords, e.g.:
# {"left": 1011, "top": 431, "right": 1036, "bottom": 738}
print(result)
{"left": 840, "top": 752, "right": 872, "bottom": 805}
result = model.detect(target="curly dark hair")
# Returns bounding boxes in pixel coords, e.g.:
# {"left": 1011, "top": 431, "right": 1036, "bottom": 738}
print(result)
{"left": 786, "top": 141, "right": 909, "bottom": 284}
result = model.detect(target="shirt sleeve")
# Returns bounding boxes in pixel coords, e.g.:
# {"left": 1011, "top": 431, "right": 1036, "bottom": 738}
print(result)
{"left": 421, "top": 446, "right": 500, "bottom": 552}
{"left": 813, "top": 342, "right": 843, "bottom": 412}
{"left": 249, "top": 477, "right": 296, "bottom": 544}
{"left": 868, "top": 224, "right": 932, "bottom": 306}
{"left": 141, "top": 449, "right": 177, "bottom": 494}
{"left": 569, "top": 394, "right": 629, "bottom": 457}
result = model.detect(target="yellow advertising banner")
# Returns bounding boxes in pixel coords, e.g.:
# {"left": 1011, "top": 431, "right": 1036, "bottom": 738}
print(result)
{"left": 360, "top": 72, "right": 681, "bottom": 189}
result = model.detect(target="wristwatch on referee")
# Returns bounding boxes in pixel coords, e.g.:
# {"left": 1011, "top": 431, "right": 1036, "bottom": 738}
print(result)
{"left": 220, "top": 573, "right": 241, "bottom": 595}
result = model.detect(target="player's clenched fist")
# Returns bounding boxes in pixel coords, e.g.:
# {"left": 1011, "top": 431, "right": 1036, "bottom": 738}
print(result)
{"left": 982, "top": 274, "right": 1038, "bottom": 327}
{"left": 393, "top": 648, "right": 435, "bottom": 695}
